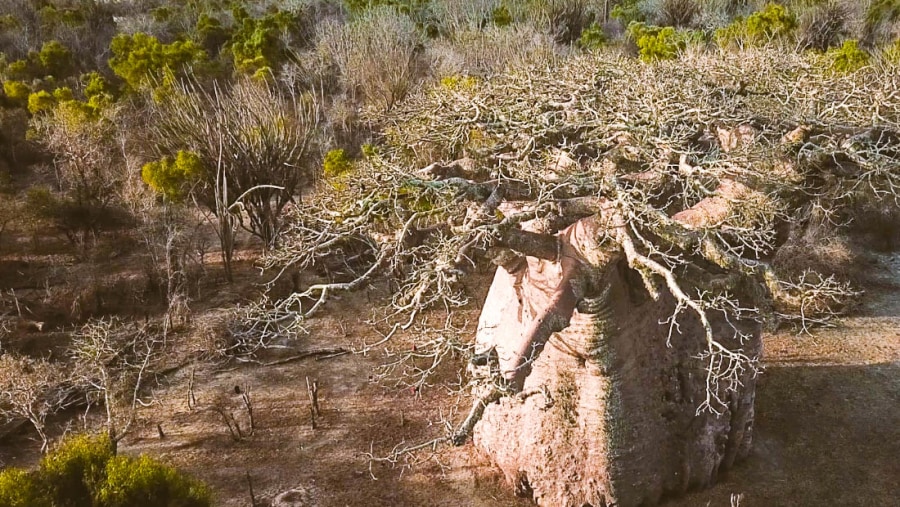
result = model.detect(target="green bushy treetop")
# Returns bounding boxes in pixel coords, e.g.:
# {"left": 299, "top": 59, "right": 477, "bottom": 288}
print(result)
{"left": 1, "top": 41, "right": 76, "bottom": 82}
{"left": 627, "top": 22, "right": 701, "bottom": 62}
{"left": 27, "top": 85, "right": 105, "bottom": 119}
{"left": 98, "top": 455, "right": 211, "bottom": 507}
{"left": 195, "top": 13, "right": 232, "bottom": 55}
{"left": 37, "top": 40, "right": 75, "bottom": 79}
{"left": 228, "top": 7, "right": 298, "bottom": 74}
{"left": 346, "top": 0, "right": 429, "bottom": 15}
{"left": 40, "top": 433, "right": 115, "bottom": 507}
{"left": 0, "top": 433, "right": 211, "bottom": 507}
{"left": 27, "top": 90, "right": 57, "bottom": 115}
{"left": 141, "top": 150, "right": 204, "bottom": 202}
{"left": 37, "top": 4, "right": 87, "bottom": 31}
{"left": 716, "top": 2, "right": 797, "bottom": 48}
{"left": 0, "top": 468, "right": 48, "bottom": 507}
{"left": 578, "top": 22, "right": 607, "bottom": 51}
{"left": 827, "top": 40, "right": 870, "bottom": 73}
{"left": 108, "top": 33, "right": 209, "bottom": 91}
{"left": 611, "top": 0, "right": 645, "bottom": 26}
{"left": 2, "top": 80, "right": 31, "bottom": 107}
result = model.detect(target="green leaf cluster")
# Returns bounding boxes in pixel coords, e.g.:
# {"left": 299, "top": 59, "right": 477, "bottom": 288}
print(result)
{"left": 827, "top": 40, "right": 869, "bottom": 73}
{"left": 196, "top": 13, "right": 231, "bottom": 55}
{"left": 37, "top": 4, "right": 86, "bottom": 30}
{"left": 715, "top": 3, "right": 796, "bottom": 48}
{"left": 439, "top": 74, "right": 479, "bottom": 92}
{"left": 26, "top": 84, "right": 105, "bottom": 120}
{"left": 2, "top": 80, "right": 31, "bottom": 106}
{"left": 491, "top": 5, "right": 513, "bottom": 27}
{"left": 98, "top": 455, "right": 211, "bottom": 507}
{"left": 0, "top": 433, "right": 211, "bottom": 507}
{"left": 628, "top": 22, "right": 700, "bottom": 62}
{"left": 611, "top": 0, "right": 645, "bottom": 26}
{"left": 0, "top": 468, "right": 47, "bottom": 507}
{"left": 323, "top": 148, "right": 354, "bottom": 178}
{"left": 141, "top": 150, "right": 204, "bottom": 201}
{"left": 228, "top": 8, "right": 296, "bottom": 74}
{"left": 1, "top": 40, "right": 76, "bottom": 81}
{"left": 346, "top": 0, "right": 429, "bottom": 15}
{"left": 578, "top": 22, "right": 607, "bottom": 51}
{"left": 109, "top": 33, "right": 209, "bottom": 91}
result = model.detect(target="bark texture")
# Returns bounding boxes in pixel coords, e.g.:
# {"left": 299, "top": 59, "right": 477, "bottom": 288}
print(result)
{"left": 472, "top": 218, "right": 760, "bottom": 507}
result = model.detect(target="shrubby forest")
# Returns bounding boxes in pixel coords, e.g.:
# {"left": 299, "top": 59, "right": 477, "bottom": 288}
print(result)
{"left": 1, "top": 1, "right": 899, "bottom": 506}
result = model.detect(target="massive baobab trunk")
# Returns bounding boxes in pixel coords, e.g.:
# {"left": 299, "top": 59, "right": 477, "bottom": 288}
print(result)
{"left": 471, "top": 214, "right": 761, "bottom": 507}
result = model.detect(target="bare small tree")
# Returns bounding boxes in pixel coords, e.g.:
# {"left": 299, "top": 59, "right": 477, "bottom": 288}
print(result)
{"left": 0, "top": 355, "right": 70, "bottom": 452}
{"left": 319, "top": 7, "right": 423, "bottom": 112}
{"left": 70, "top": 318, "right": 159, "bottom": 452}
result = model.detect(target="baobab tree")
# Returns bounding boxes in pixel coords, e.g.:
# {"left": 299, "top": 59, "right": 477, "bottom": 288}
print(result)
{"left": 252, "top": 48, "right": 894, "bottom": 504}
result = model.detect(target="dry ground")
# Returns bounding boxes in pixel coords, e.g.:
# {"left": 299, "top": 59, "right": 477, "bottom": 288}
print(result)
{"left": 670, "top": 252, "right": 900, "bottom": 507}
{"left": 2, "top": 223, "right": 899, "bottom": 506}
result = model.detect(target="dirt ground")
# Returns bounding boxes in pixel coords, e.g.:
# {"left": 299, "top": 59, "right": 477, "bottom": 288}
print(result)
{"left": 669, "top": 252, "right": 900, "bottom": 507}
{"left": 2, "top": 225, "right": 899, "bottom": 506}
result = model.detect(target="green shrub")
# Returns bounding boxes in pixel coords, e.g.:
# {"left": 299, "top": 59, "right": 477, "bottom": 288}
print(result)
{"left": 40, "top": 433, "right": 115, "bottom": 507}
{"left": 716, "top": 2, "right": 796, "bottom": 48}
{"left": 142, "top": 151, "right": 204, "bottom": 201}
{"left": 885, "top": 38, "right": 900, "bottom": 62}
{"left": 3, "top": 80, "right": 31, "bottom": 106}
{"left": 361, "top": 143, "right": 378, "bottom": 159}
{"left": 323, "top": 148, "right": 353, "bottom": 178}
{"left": 26, "top": 87, "right": 79, "bottom": 115}
{"left": 827, "top": 40, "right": 869, "bottom": 73}
{"left": 195, "top": 13, "right": 231, "bottom": 55}
{"left": 98, "top": 455, "right": 211, "bottom": 507}
{"left": 108, "top": 33, "right": 209, "bottom": 91}
{"left": 82, "top": 72, "right": 116, "bottom": 109}
{"left": 0, "top": 433, "right": 212, "bottom": 507}
{"left": 0, "top": 468, "right": 49, "bottom": 507}
{"left": 346, "top": 0, "right": 428, "bottom": 15}
{"left": 38, "top": 41, "right": 75, "bottom": 79}
{"left": 628, "top": 22, "right": 700, "bottom": 62}
{"left": 491, "top": 5, "right": 513, "bottom": 27}
{"left": 439, "top": 74, "right": 479, "bottom": 91}
{"left": 228, "top": 8, "right": 297, "bottom": 74}
{"left": 27, "top": 90, "right": 56, "bottom": 115}
{"left": 150, "top": 6, "right": 173, "bottom": 23}
{"left": 38, "top": 5, "right": 86, "bottom": 30}
{"left": 746, "top": 3, "right": 796, "bottom": 40}
{"left": 4, "top": 59, "right": 38, "bottom": 81}
{"left": 611, "top": 0, "right": 645, "bottom": 26}
{"left": 578, "top": 22, "right": 607, "bottom": 51}
{"left": 0, "top": 14, "right": 20, "bottom": 30}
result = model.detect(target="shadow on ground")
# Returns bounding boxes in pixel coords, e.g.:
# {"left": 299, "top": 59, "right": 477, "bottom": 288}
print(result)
{"left": 669, "top": 361, "right": 900, "bottom": 507}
